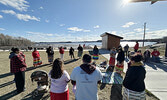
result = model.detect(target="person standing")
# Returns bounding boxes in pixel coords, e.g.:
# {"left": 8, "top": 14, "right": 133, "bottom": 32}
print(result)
{"left": 116, "top": 48, "right": 125, "bottom": 75}
{"left": 59, "top": 46, "right": 64, "bottom": 61}
{"left": 49, "top": 58, "right": 70, "bottom": 100}
{"left": 69, "top": 47, "right": 75, "bottom": 59}
{"left": 93, "top": 45, "right": 99, "bottom": 60}
{"left": 70, "top": 54, "right": 103, "bottom": 100}
{"left": 124, "top": 44, "right": 129, "bottom": 57}
{"left": 151, "top": 49, "right": 160, "bottom": 62}
{"left": 123, "top": 54, "right": 146, "bottom": 100}
{"left": 134, "top": 41, "right": 139, "bottom": 52}
{"left": 109, "top": 47, "right": 117, "bottom": 72}
{"left": 9, "top": 48, "right": 27, "bottom": 93}
{"left": 77, "top": 44, "right": 83, "bottom": 59}
{"left": 46, "top": 46, "right": 54, "bottom": 64}
{"left": 32, "top": 48, "right": 42, "bottom": 67}
{"left": 143, "top": 49, "right": 151, "bottom": 62}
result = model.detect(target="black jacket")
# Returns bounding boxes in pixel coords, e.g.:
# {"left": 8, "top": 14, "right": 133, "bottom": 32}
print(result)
{"left": 117, "top": 51, "right": 125, "bottom": 63}
{"left": 123, "top": 64, "right": 146, "bottom": 92}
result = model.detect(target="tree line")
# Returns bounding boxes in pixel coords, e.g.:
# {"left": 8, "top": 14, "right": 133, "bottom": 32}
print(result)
{"left": 0, "top": 33, "right": 34, "bottom": 49}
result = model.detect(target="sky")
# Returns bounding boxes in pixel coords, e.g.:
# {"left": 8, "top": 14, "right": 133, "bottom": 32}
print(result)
{"left": 0, "top": 0, "right": 167, "bottom": 42}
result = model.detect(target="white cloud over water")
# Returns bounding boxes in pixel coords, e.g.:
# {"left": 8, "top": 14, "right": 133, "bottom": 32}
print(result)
{"left": 122, "top": 22, "right": 136, "bottom": 28}
{"left": 67, "top": 27, "right": 90, "bottom": 33}
{"left": 1, "top": 10, "right": 40, "bottom": 21}
{"left": 0, "top": 0, "right": 29, "bottom": 11}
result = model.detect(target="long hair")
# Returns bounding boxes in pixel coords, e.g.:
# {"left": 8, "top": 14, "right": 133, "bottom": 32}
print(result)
{"left": 51, "top": 58, "right": 63, "bottom": 79}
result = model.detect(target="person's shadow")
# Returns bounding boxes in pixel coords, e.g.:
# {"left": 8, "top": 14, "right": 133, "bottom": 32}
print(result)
{"left": 0, "top": 90, "right": 18, "bottom": 100}
{"left": 64, "top": 59, "right": 79, "bottom": 65}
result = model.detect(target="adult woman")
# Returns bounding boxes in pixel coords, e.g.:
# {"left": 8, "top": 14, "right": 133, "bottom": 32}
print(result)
{"left": 59, "top": 46, "right": 64, "bottom": 61}
{"left": 116, "top": 47, "right": 125, "bottom": 74}
{"left": 92, "top": 45, "right": 99, "bottom": 60}
{"left": 46, "top": 46, "right": 54, "bottom": 64}
{"left": 49, "top": 58, "right": 70, "bottom": 100}
{"left": 9, "top": 48, "right": 27, "bottom": 93}
{"left": 32, "top": 48, "right": 42, "bottom": 67}
{"left": 123, "top": 54, "right": 146, "bottom": 100}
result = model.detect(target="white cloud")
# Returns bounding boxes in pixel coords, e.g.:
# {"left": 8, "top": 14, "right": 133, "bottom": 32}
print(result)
{"left": 67, "top": 27, "right": 90, "bottom": 33}
{"left": 45, "top": 19, "right": 49, "bottom": 23}
{"left": 2, "top": 10, "right": 40, "bottom": 21}
{"left": 39, "top": 6, "right": 43, "bottom": 9}
{"left": 111, "top": 31, "right": 117, "bottom": 35}
{"left": 122, "top": 22, "right": 136, "bottom": 28}
{"left": 134, "top": 28, "right": 143, "bottom": 32}
{"left": 122, "top": 29, "right": 167, "bottom": 40}
{"left": 0, "top": 0, "right": 29, "bottom": 11}
{"left": 2, "top": 10, "right": 16, "bottom": 15}
{"left": 16, "top": 14, "right": 40, "bottom": 21}
{"left": 0, "top": 15, "right": 3, "bottom": 18}
{"left": 0, "top": 28, "right": 5, "bottom": 31}
{"left": 60, "top": 24, "right": 65, "bottom": 27}
{"left": 134, "top": 28, "right": 149, "bottom": 32}
{"left": 94, "top": 25, "right": 100, "bottom": 29}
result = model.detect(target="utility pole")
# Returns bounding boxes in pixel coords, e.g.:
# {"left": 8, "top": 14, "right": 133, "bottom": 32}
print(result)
{"left": 143, "top": 22, "right": 146, "bottom": 47}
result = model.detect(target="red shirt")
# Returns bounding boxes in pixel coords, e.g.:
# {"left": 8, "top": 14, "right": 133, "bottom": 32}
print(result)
{"left": 134, "top": 43, "right": 139, "bottom": 50}
{"left": 10, "top": 54, "right": 27, "bottom": 73}
{"left": 59, "top": 48, "right": 64, "bottom": 54}
{"left": 32, "top": 51, "right": 40, "bottom": 58}
{"left": 151, "top": 51, "right": 160, "bottom": 57}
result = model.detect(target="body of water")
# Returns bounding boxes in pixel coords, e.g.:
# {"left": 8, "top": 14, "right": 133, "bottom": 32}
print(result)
{"left": 35, "top": 41, "right": 156, "bottom": 49}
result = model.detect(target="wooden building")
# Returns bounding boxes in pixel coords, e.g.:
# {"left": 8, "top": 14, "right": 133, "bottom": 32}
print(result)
{"left": 100, "top": 32, "right": 123, "bottom": 50}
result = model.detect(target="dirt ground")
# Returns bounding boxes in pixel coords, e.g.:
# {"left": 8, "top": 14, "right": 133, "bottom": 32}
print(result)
{"left": 0, "top": 51, "right": 159, "bottom": 100}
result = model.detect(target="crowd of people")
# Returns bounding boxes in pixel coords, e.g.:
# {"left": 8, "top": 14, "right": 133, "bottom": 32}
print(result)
{"left": 9, "top": 42, "right": 161, "bottom": 100}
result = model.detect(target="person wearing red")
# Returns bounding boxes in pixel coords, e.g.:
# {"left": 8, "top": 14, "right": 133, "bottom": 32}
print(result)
{"left": 32, "top": 48, "right": 42, "bottom": 67}
{"left": 134, "top": 41, "right": 139, "bottom": 52}
{"left": 9, "top": 48, "right": 27, "bottom": 93}
{"left": 151, "top": 49, "right": 160, "bottom": 62}
{"left": 59, "top": 46, "right": 64, "bottom": 61}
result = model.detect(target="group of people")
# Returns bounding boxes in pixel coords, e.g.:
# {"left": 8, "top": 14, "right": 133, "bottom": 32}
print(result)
{"left": 9, "top": 42, "right": 160, "bottom": 100}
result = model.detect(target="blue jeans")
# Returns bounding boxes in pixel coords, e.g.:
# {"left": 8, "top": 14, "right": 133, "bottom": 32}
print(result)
{"left": 152, "top": 56, "right": 160, "bottom": 63}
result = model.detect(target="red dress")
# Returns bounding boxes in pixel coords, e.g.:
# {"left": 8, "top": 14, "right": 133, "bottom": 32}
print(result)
{"left": 32, "top": 51, "right": 42, "bottom": 66}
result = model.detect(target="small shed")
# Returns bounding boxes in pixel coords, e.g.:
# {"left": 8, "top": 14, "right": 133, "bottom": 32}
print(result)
{"left": 100, "top": 32, "right": 123, "bottom": 50}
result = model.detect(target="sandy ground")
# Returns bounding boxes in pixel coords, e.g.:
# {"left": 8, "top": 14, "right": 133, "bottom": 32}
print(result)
{"left": 0, "top": 51, "right": 158, "bottom": 100}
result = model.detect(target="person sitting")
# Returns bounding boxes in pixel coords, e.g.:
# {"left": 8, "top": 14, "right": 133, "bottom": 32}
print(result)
{"left": 151, "top": 49, "right": 160, "bottom": 63}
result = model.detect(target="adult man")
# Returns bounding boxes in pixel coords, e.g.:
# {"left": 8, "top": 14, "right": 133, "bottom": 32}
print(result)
{"left": 70, "top": 54, "right": 103, "bottom": 100}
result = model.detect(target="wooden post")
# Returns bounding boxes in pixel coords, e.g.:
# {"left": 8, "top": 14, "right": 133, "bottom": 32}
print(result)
{"left": 143, "top": 22, "right": 146, "bottom": 47}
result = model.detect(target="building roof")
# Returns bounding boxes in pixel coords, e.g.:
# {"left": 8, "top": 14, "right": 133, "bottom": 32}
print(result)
{"left": 100, "top": 32, "right": 123, "bottom": 39}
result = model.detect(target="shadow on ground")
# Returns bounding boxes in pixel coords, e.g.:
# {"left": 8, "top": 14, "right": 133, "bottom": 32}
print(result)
{"left": 110, "top": 84, "right": 122, "bottom": 100}
{"left": 64, "top": 59, "right": 79, "bottom": 65}
{"left": 21, "top": 89, "right": 50, "bottom": 100}
{"left": 0, "top": 81, "right": 15, "bottom": 88}
{"left": 0, "top": 64, "right": 50, "bottom": 79}
{"left": 0, "top": 90, "right": 18, "bottom": 100}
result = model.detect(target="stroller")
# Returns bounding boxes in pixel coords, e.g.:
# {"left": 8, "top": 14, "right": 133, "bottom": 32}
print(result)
{"left": 30, "top": 70, "right": 49, "bottom": 98}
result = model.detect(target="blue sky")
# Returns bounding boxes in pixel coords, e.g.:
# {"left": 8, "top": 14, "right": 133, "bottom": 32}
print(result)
{"left": 0, "top": 0, "right": 167, "bottom": 42}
